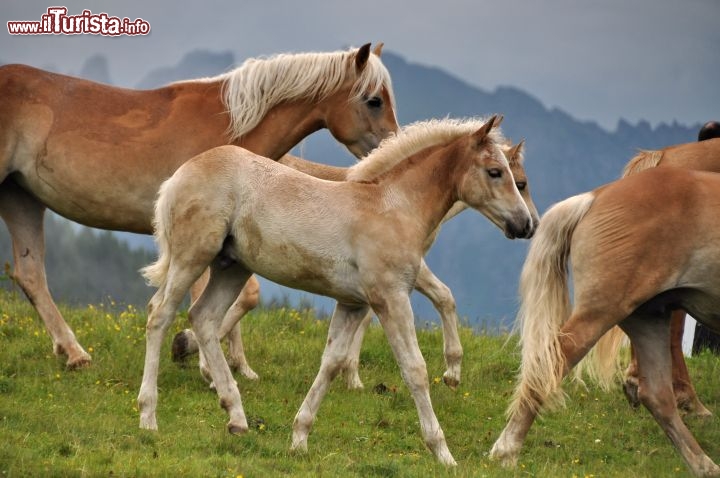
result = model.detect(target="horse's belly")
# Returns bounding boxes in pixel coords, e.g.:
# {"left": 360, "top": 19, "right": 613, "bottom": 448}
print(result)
{"left": 235, "top": 248, "right": 365, "bottom": 305}
{"left": 11, "top": 170, "right": 157, "bottom": 232}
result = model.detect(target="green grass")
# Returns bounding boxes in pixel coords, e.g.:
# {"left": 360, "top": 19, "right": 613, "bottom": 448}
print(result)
{"left": 0, "top": 289, "right": 718, "bottom": 477}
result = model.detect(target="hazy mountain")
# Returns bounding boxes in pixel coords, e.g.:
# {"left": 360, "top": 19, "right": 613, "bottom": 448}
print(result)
{"left": 79, "top": 54, "right": 112, "bottom": 85}
{"left": 0, "top": 51, "right": 702, "bottom": 324}
{"left": 135, "top": 50, "right": 234, "bottom": 89}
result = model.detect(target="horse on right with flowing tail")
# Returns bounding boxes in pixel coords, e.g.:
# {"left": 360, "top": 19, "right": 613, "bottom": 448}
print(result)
{"left": 491, "top": 167, "right": 720, "bottom": 477}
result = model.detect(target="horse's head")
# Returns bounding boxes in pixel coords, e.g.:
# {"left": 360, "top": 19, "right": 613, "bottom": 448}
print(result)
{"left": 503, "top": 139, "right": 540, "bottom": 237}
{"left": 456, "top": 115, "right": 533, "bottom": 239}
{"left": 323, "top": 43, "right": 399, "bottom": 158}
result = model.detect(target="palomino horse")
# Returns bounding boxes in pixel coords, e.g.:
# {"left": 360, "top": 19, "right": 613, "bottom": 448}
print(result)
{"left": 590, "top": 136, "right": 720, "bottom": 416}
{"left": 171, "top": 141, "right": 539, "bottom": 390}
{"left": 0, "top": 43, "right": 397, "bottom": 368}
{"left": 490, "top": 167, "right": 720, "bottom": 476}
{"left": 138, "top": 116, "right": 533, "bottom": 465}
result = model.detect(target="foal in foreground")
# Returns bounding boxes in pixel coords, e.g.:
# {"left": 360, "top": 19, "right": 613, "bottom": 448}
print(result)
{"left": 490, "top": 168, "right": 720, "bottom": 476}
{"left": 173, "top": 140, "right": 539, "bottom": 390}
{"left": 139, "top": 115, "right": 533, "bottom": 464}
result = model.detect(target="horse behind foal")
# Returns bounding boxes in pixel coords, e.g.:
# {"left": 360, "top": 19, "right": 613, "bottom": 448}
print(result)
{"left": 0, "top": 43, "right": 397, "bottom": 368}
{"left": 491, "top": 168, "right": 720, "bottom": 476}
{"left": 139, "top": 115, "right": 532, "bottom": 465}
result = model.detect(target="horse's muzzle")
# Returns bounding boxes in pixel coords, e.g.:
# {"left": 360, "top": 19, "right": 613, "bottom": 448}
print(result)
{"left": 505, "top": 216, "right": 534, "bottom": 239}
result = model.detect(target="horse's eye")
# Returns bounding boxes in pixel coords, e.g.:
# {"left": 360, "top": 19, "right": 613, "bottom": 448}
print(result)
{"left": 366, "top": 96, "right": 383, "bottom": 108}
{"left": 487, "top": 168, "right": 502, "bottom": 179}
{"left": 516, "top": 181, "right": 527, "bottom": 191}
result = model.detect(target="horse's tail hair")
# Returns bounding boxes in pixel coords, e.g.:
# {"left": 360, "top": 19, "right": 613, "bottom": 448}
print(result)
{"left": 621, "top": 149, "right": 663, "bottom": 177}
{"left": 508, "top": 191, "right": 595, "bottom": 417}
{"left": 573, "top": 324, "right": 628, "bottom": 389}
{"left": 140, "top": 179, "right": 175, "bottom": 288}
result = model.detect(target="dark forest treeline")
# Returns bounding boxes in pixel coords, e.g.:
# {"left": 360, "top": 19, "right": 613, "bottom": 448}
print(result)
{"left": 0, "top": 214, "right": 156, "bottom": 307}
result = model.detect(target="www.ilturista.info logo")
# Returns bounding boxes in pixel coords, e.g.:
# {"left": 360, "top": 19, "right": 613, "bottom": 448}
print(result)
{"left": 7, "top": 7, "right": 151, "bottom": 36}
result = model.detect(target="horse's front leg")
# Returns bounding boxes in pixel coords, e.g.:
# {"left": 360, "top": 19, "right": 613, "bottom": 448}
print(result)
{"left": 0, "top": 180, "right": 91, "bottom": 368}
{"left": 291, "top": 303, "right": 370, "bottom": 451}
{"left": 189, "top": 261, "right": 253, "bottom": 434}
{"left": 373, "top": 292, "right": 456, "bottom": 466}
{"left": 414, "top": 259, "right": 463, "bottom": 389}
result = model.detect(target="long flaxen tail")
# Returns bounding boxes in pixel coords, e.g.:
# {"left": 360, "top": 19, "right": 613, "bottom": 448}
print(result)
{"left": 509, "top": 192, "right": 595, "bottom": 416}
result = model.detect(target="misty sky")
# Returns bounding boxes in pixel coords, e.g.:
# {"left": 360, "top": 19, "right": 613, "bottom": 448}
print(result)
{"left": 2, "top": 0, "right": 718, "bottom": 130}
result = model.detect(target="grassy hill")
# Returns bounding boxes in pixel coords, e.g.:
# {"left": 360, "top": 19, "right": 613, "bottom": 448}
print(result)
{"left": 0, "top": 290, "right": 718, "bottom": 476}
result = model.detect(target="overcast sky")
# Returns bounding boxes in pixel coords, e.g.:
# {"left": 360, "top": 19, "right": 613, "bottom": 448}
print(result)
{"left": 3, "top": 0, "right": 718, "bottom": 130}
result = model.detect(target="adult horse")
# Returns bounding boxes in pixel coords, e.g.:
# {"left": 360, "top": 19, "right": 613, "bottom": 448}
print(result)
{"left": 138, "top": 115, "right": 533, "bottom": 465}
{"left": 0, "top": 43, "right": 397, "bottom": 368}
{"left": 490, "top": 167, "right": 720, "bottom": 476}
{"left": 590, "top": 135, "right": 720, "bottom": 416}
{"left": 171, "top": 140, "right": 539, "bottom": 390}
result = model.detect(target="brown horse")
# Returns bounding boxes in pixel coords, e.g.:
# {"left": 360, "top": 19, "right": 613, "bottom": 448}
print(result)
{"left": 490, "top": 167, "right": 720, "bottom": 476}
{"left": 589, "top": 136, "right": 720, "bottom": 416}
{"left": 139, "top": 116, "right": 532, "bottom": 464}
{"left": 0, "top": 43, "right": 398, "bottom": 368}
{"left": 171, "top": 141, "right": 540, "bottom": 391}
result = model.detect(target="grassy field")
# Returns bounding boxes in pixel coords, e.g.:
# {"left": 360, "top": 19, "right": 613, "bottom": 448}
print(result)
{"left": 0, "top": 288, "right": 718, "bottom": 477}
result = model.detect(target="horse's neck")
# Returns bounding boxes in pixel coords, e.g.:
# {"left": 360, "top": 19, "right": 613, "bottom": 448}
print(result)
{"left": 379, "top": 145, "right": 459, "bottom": 239}
{"left": 662, "top": 141, "right": 720, "bottom": 173}
{"left": 278, "top": 155, "right": 349, "bottom": 181}
{"left": 236, "top": 102, "right": 325, "bottom": 160}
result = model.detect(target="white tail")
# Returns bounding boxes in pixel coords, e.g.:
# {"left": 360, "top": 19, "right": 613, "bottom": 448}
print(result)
{"left": 509, "top": 192, "right": 595, "bottom": 416}
{"left": 140, "top": 179, "right": 175, "bottom": 287}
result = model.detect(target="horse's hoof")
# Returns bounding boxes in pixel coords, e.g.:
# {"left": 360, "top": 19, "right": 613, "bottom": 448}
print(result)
{"left": 66, "top": 353, "right": 92, "bottom": 370}
{"left": 228, "top": 423, "right": 249, "bottom": 435}
{"left": 622, "top": 380, "right": 640, "bottom": 409}
{"left": 171, "top": 330, "right": 197, "bottom": 362}
{"left": 442, "top": 373, "right": 460, "bottom": 391}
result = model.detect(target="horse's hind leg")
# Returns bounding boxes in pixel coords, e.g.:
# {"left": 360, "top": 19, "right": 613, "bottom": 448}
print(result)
{"left": 491, "top": 309, "right": 617, "bottom": 466}
{"left": 621, "top": 314, "right": 720, "bottom": 476}
{"left": 189, "top": 260, "right": 253, "bottom": 434}
{"left": 669, "top": 312, "right": 711, "bottom": 417}
{"left": 414, "top": 259, "right": 463, "bottom": 389}
{"left": 173, "top": 273, "right": 260, "bottom": 384}
{"left": 0, "top": 180, "right": 91, "bottom": 368}
{"left": 341, "top": 310, "right": 372, "bottom": 390}
{"left": 292, "top": 303, "right": 371, "bottom": 451}
{"left": 624, "top": 309, "right": 712, "bottom": 417}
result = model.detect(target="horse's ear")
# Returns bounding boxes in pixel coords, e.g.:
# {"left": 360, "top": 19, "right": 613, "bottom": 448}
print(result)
{"left": 473, "top": 114, "right": 500, "bottom": 142}
{"left": 355, "top": 43, "right": 372, "bottom": 72}
{"left": 508, "top": 139, "right": 525, "bottom": 161}
{"left": 494, "top": 114, "right": 504, "bottom": 128}
{"left": 373, "top": 42, "right": 384, "bottom": 57}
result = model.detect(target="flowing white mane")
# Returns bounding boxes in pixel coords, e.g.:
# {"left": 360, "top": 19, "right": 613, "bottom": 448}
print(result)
{"left": 208, "top": 47, "right": 394, "bottom": 142}
{"left": 347, "top": 117, "right": 506, "bottom": 182}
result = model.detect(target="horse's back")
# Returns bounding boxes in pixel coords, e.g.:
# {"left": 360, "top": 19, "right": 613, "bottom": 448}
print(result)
{"left": 571, "top": 168, "right": 720, "bottom": 314}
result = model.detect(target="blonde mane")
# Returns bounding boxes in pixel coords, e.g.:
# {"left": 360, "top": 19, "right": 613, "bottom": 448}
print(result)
{"left": 208, "top": 47, "right": 394, "bottom": 142}
{"left": 347, "top": 117, "right": 506, "bottom": 182}
{"left": 622, "top": 149, "right": 664, "bottom": 177}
